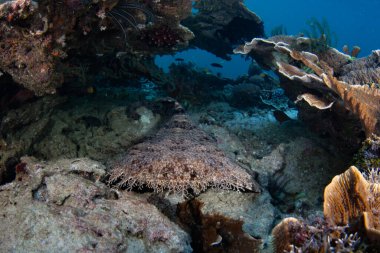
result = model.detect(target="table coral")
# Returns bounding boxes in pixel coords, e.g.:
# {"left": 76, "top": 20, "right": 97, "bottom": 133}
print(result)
{"left": 109, "top": 112, "right": 259, "bottom": 195}
{"left": 234, "top": 36, "right": 380, "bottom": 139}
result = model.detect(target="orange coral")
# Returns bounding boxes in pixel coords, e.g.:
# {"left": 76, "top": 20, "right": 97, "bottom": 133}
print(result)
{"left": 324, "top": 166, "right": 380, "bottom": 241}
{"left": 271, "top": 166, "right": 380, "bottom": 251}
{"left": 271, "top": 217, "right": 306, "bottom": 253}
{"left": 323, "top": 166, "right": 371, "bottom": 225}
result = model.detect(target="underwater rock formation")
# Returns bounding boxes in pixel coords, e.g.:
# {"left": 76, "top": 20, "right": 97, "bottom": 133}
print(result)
{"left": 0, "top": 157, "right": 192, "bottom": 252}
{"left": 181, "top": 189, "right": 275, "bottom": 249}
{"left": 183, "top": 0, "right": 264, "bottom": 59}
{"left": 0, "top": 0, "right": 62, "bottom": 95}
{"left": 0, "top": 96, "right": 65, "bottom": 185}
{"left": 109, "top": 112, "right": 259, "bottom": 195}
{"left": 0, "top": 0, "right": 194, "bottom": 95}
{"left": 234, "top": 37, "right": 380, "bottom": 149}
{"left": 178, "top": 192, "right": 265, "bottom": 253}
{"left": 0, "top": 92, "right": 166, "bottom": 176}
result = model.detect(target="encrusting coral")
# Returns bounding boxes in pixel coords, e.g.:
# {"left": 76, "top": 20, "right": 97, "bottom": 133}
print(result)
{"left": 109, "top": 111, "right": 259, "bottom": 195}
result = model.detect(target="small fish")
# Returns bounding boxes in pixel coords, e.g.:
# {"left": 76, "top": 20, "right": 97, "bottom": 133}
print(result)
{"left": 211, "top": 63, "right": 223, "bottom": 68}
{"left": 273, "top": 110, "right": 291, "bottom": 124}
{"left": 201, "top": 68, "right": 212, "bottom": 75}
{"left": 259, "top": 73, "right": 267, "bottom": 78}
{"left": 175, "top": 58, "right": 184, "bottom": 62}
{"left": 210, "top": 234, "right": 222, "bottom": 246}
{"left": 57, "top": 86, "right": 96, "bottom": 96}
{"left": 86, "top": 86, "right": 96, "bottom": 94}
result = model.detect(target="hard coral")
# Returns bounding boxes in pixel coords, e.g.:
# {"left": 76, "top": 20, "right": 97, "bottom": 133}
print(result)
{"left": 272, "top": 166, "right": 380, "bottom": 253}
{"left": 271, "top": 215, "right": 361, "bottom": 253}
{"left": 354, "top": 135, "right": 380, "bottom": 170}
{"left": 234, "top": 37, "right": 380, "bottom": 138}
{"left": 109, "top": 112, "right": 259, "bottom": 195}
{"left": 324, "top": 166, "right": 380, "bottom": 242}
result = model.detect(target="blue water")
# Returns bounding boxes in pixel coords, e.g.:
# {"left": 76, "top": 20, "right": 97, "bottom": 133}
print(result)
{"left": 155, "top": 49, "right": 250, "bottom": 79}
{"left": 247, "top": 0, "right": 380, "bottom": 57}
{"left": 157, "top": 1, "right": 380, "bottom": 79}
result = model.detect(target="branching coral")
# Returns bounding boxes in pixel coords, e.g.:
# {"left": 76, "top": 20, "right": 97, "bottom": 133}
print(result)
{"left": 109, "top": 112, "right": 259, "bottom": 196}
{"left": 272, "top": 216, "right": 361, "bottom": 253}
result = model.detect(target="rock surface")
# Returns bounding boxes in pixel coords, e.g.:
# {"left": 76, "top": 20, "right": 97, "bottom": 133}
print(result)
{"left": 0, "top": 157, "right": 192, "bottom": 253}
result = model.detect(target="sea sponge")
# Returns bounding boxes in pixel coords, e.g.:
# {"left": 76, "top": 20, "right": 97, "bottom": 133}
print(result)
{"left": 109, "top": 113, "right": 259, "bottom": 195}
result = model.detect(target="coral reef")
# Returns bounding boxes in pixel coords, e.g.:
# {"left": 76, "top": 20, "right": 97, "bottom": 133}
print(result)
{"left": 0, "top": 0, "right": 194, "bottom": 95}
{"left": 271, "top": 166, "right": 380, "bottom": 252}
{"left": 354, "top": 134, "right": 380, "bottom": 170}
{"left": 165, "top": 61, "right": 230, "bottom": 105}
{"left": 183, "top": 0, "right": 264, "bottom": 59}
{"left": 0, "top": 0, "right": 62, "bottom": 95}
{"left": 234, "top": 37, "right": 380, "bottom": 151}
{"left": 109, "top": 111, "right": 259, "bottom": 195}
{"left": 339, "top": 50, "right": 380, "bottom": 84}
{"left": 324, "top": 166, "right": 380, "bottom": 238}
{"left": 0, "top": 157, "right": 192, "bottom": 252}
{"left": 272, "top": 216, "right": 361, "bottom": 253}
